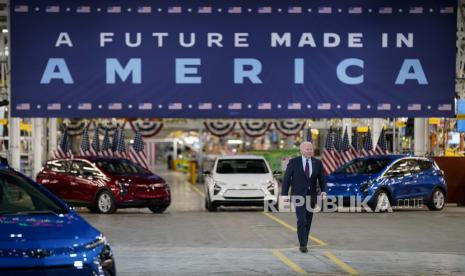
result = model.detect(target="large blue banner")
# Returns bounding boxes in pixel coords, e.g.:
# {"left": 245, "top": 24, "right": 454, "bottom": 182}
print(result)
{"left": 11, "top": 0, "right": 456, "bottom": 118}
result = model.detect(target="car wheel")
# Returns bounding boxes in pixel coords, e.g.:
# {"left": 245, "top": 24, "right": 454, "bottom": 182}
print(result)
{"left": 428, "top": 188, "right": 445, "bottom": 211}
{"left": 148, "top": 206, "right": 168, "bottom": 213}
{"left": 96, "top": 190, "right": 116, "bottom": 214}
{"left": 205, "top": 194, "right": 217, "bottom": 212}
{"left": 371, "top": 190, "right": 391, "bottom": 213}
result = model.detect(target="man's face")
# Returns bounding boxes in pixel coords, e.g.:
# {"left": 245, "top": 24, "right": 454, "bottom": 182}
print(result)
{"left": 300, "top": 143, "right": 314, "bottom": 159}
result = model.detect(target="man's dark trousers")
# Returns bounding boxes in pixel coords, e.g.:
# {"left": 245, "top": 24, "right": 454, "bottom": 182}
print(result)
{"left": 294, "top": 193, "right": 317, "bottom": 247}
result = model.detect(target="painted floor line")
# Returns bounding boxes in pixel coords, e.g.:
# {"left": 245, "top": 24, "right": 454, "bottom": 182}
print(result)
{"left": 272, "top": 249, "right": 307, "bottom": 275}
{"left": 189, "top": 183, "right": 206, "bottom": 198}
{"left": 323, "top": 251, "right": 360, "bottom": 275}
{"left": 262, "top": 212, "right": 328, "bottom": 246}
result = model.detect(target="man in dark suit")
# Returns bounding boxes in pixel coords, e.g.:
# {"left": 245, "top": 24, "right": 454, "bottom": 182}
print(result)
{"left": 281, "top": 141, "right": 327, "bottom": 253}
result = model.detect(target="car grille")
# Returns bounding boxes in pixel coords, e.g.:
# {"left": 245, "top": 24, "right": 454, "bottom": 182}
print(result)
{"left": 223, "top": 189, "right": 264, "bottom": 199}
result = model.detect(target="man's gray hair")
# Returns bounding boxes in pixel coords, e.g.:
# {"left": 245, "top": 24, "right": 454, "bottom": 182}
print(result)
{"left": 299, "top": 141, "right": 313, "bottom": 148}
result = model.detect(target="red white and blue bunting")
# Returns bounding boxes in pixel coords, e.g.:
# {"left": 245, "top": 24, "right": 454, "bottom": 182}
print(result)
{"left": 95, "top": 119, "right": 127, "bottom": 136}
{"left": 63, "top": 119, "right": 89, "bottom": 136}
{"left": 204, "top": 120, "right": 237, "bottom": 137}
{"left": 274, "top": 120, "right": 306, "bottom": 136}
{"left": 129, "top": 119, "right": 164, "bottom": 138}
{"left": 239, "top": 120, "right": 272, "bottom": 137}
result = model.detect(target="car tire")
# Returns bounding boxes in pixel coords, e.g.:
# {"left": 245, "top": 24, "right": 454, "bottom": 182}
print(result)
{"left": 370, "top": 190, "right": 391, "bottom": 213}
{"left": 148, "top": 206, "right": 169, "bottom": 213}
{"left": 95, "top": 190, "right": 117, "bottom": 214}
{"left": 205, "top": 194, "right": 217, "bottom": 212}
{"left": 427, "top": 188, "right": 445, "bottom": 211}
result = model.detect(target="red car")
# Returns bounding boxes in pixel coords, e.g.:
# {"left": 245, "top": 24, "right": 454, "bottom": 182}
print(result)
{"left": 36, "top": 157, "right": 171, "bottom": 214}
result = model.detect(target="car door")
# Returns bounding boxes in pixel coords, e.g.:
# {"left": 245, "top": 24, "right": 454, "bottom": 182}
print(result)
{"left": 69, "top": 160, "right": 100, "bottom": 203}
{"left": 410, "top": 159, "right": 436, "bottom": 199}
{"left": 383, "top": 159, "right": 414, "bottom": 203}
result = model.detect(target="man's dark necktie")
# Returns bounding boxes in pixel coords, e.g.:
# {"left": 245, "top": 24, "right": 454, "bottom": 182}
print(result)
{"left": 305, "top": 159, "right": 310, "bottom": 178}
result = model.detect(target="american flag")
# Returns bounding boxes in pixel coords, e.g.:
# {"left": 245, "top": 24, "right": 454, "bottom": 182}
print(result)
{"left": 80, "top": 127, "right": 92, "bottom": 156}
{"left": 349, "top": 7, "right": 362, "bottom": 14}
{"left": 55, "top": 128, "right": 72, "bottom": 159}
{"left": 111, "top": 127, "right": 120, "bottom": 153}
{"left": 16, "top": 103, "right": 30, "bottom": 110}
{"left": 138, "top": 6, "right": 152, "bottom": 13}
{"left": 91, "top": 126, "right": 100, "bottom": 156}
{"left": 46, "top": 6, "right": 60, "bottom": 13}
{"left": 14, "top": 5, "right": 29, "bottom": 12}
{"left": 107, "top": 6, "right": 122, "bottom": 13}
{"left": 128, "top": 131, "right": 149, "bottom": 170}
{"left": 47, "top": 103, "right": 61, "bottom": 110}
{"left": 228, "top": 103, "right": 242, "bottom": 110}
{"left": 287, "top": 103, "right": 301, "bottom": 110}
{"left": 341, "top": 128, "right": 355, "bottom": 165}
{"left": 438, "top": 104, "right": 452, "bottom": 111}
{"left": 318, "top": 7, "right": 332, "bottom": 14}
{"left": 362, "top": 129, "right": 375, "bottom": 157}
{"left": 138, "top": 103, "right": 152, "bottom": 110}
{"left": 77, "top": 6, "right": 91, "bottom": 13}
{"left": 288, "top": 7, "right": 302, "bottom": 14}
{"left": 347, "top": 103, "right": 361, "bottom": 110}
{"left": 114, "top": 128, "right": 127, "bottom": 158}
{"left": 109, "top": 103, "right": 122, "bottom": 110}
{"left": 101, "top": 128, "right": 113, "bottom": 157}
{"left": 379, "top": 7, "right": 393, "bottom": 14}
{"left": 408, "top": 104, "right": 421, "bottom": 111}
{"left": 440, "top": 7, "right": 454, "bottom": 14}
{"left": 377, "top": 103, "right": 391, "bottom": 110}
{"left": 78, "top": 103, "right": 92, "bottom": 110}
{"left": 258, "top": 7, "right": 272, "bottom": 14}
{"left": 258, "top": 103, "right": 272, "bottom": 110}
{"left": 198, "top": 103, "right": 213, "bottom": 110}
{"left": 198, "top": 7, "right": 212, "bottom": 13}
{"left": 409, "top": 7, "right": 423, "bottom": 14}
{"left": 374, "top": 128, "right": 389, "bottom": 155}
{"left": 169, "top": 103, "right": 182, "bottom": 110}
{"left": 168, "top": 6, "right": 182, "bottom": 13}
{"left": 228, "top": 7, "right": 242, "bottom": 14}
{"left": 318, "top": 103, "right": 331, "bottom": 110}
{"left": 322, "top": 129, "right": 338, "bottom": 175}
{"left": 350, "top": 132, "right": 362, "bottom": 158}
{"left": 306, "top": 128, "right": 313, "bottom": 142}
{"left": 333, "top": 129, "right": 343, "bottom": 167}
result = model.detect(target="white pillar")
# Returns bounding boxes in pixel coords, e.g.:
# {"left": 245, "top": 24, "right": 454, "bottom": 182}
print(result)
{"left": 173, "top": 139, "right": 177, "bottom": 159}
{"left": 414, "top": 118, "right": 428, "bottom": 156}
{"left": 48, "top": 118, "right": 57, "bottom": 159}
{"left": 32, "top": 118, "right": 43, "bottom": 177}
{"left": 8, "top": 118, "right": 21, "bottom": 170}
{"left": 392, "top": 118, "right": 397, "bottom": 153}
{"left": 371, "top": 118, "right": 384, "bottom": 146}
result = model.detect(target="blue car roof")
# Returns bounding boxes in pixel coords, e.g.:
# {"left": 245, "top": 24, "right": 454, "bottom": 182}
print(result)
{"left": 354, "top": 154, "right": 407, "bottom": 161}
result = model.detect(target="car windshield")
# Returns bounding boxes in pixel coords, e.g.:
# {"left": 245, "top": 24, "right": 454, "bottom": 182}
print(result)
{"left": 96, "top": 159, "right": 151, "bottom": 175}
{"left": 334, "top": 158, "right": 392, "bottom": 175}
{"left": 216, "top": 159, "right": 269, "bottom": 174}
{"left": 0, "top": 171, "right": 67, "bottom": 215}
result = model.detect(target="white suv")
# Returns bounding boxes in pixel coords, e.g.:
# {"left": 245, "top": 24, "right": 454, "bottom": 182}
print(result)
{"left": 204, "top": 155, "right": 279, "bottom": 212}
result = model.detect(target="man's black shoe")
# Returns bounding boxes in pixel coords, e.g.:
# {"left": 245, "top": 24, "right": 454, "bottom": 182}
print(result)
{"left": 299, "top": 246, "right": 308, "bottom": 253}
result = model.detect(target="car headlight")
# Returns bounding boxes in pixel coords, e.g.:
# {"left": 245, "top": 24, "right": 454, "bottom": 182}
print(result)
{"left": 264, "top": 180, "right": 277, "bottom": 195}
{"left": 360, "top": 180, "right": 374, "bottom": 193}
{"left": 115, "top": 180, "right": 128, "bottom": 196}
{"left": 85, "top": 234, "right": 107, "bottom": 250}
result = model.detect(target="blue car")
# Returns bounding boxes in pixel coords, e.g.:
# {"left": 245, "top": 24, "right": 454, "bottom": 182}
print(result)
{"left": 326, "top": 155, "right": 447, "bottom": 212}
{"left": 0, "top": 161, "right": 115, "bottom": 275}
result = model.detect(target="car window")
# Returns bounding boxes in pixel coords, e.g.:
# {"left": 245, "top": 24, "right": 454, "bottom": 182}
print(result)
{"left": 216, "top": 159, "right": 269, "bottom": 174}
{"left": 418, "top": 160, "right": 433, "bottom": 171}
{"left": 386, "top": 159, "right": 414, "bottom": 177}
{"left": 0, "top": 172, "right": 67, "bottom": 215}
{"left": 96, "top": 160, "right": 150, "bottom": 175}
{"left": 70, "top": 161, "right": 100, "bottom": 178}
{"left": 335, "top": 158, "right": 391, "bottom": 174}
{"left": 46, "top": 160, "right": 68, "bottom": 173}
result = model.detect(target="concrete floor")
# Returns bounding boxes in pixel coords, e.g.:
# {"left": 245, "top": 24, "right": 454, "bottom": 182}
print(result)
{"left": 80, "top": 168, "right": 465, "bottom": 275}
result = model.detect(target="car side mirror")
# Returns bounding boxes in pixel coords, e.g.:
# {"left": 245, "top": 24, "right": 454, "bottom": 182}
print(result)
{"left": 273, "top": 170, "right": 282, "bottom": 176}
{"left": 203, "top": 171, "right": 211, "bottom": 175}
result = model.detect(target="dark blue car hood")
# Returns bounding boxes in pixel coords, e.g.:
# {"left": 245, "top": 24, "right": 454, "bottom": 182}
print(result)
{"left": 326, "top": 173, "right": 377, "bottom": 186}
{"left": 0, "top": 212, "right": 100, "bottom": 243}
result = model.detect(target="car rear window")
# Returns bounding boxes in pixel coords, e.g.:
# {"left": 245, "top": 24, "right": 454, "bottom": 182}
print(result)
{"left": 216, "top": 159, "right": 269, "bottom": 174}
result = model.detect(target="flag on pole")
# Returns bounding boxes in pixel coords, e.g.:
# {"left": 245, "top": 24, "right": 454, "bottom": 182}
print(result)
{"left": 101, "top": 128, "right": 112, "bottom": 157}
{"left": 374, "top": 128, "right": 389, "bottom": 155}
{"left": 129, "top": 130, "right": 149, "bottom": 170}
{"left": 333, "top": 129, "right": 343, "bottom": 167}
{"left": 55, "top": 128, "right": 73, "bottom": 159}
{"left": 322, "top": 129, "right": 338, "bottom": 175}
{"left": 341, "top": 128, "right": 355, "bottom": 165}
{"left": 350, "top": 131, "right": 361, "bottom": 158}
{"left": 111, "top": 127, "right": 120, "bottom": 154}
{"left": 80, "top": 126, "right": 92, "bottom": 156}
{"left": 362, "top": 129, "right": 375, "bottom": 157}
{"left": 91, "top": 126, "right": 100, "bottom": 156}
{"left": 114, "top": 128, "right": 127, "bottom": 158}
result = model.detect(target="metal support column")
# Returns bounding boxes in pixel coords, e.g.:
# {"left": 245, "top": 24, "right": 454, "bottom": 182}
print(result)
{"left": 32, "top": 118, "right": 43, "bottom": 177}
{"left": 48, "top": 118, "right": 57, "bottom": 159}
{"left": 414, "top": 118, "right": 428, "bottom": 156}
